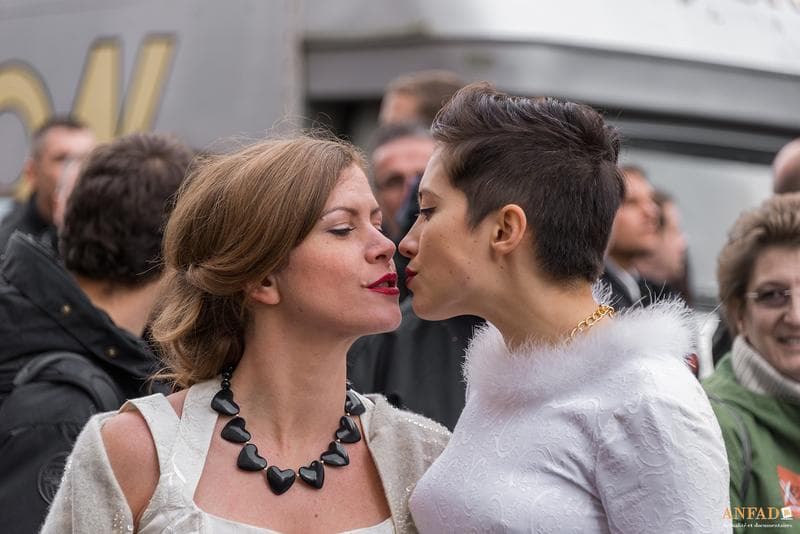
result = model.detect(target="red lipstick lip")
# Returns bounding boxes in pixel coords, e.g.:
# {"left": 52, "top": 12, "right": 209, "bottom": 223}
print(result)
{"left": 367, "top": 273, "right": 399, "bottom": 295}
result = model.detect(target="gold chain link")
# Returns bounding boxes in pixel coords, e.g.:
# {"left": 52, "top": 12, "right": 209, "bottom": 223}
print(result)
{"left": 569, "top": 304, "right": 615, "bottom": 339}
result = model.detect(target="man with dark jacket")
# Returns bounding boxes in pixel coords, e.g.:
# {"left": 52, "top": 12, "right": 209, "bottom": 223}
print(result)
{"left": 348, "top": 298, "right": 483, "bottom": 431}
{"left": 601, "top": 164, "right": 672, "bottom": 309}
{"left": 0, "top": 133, "right": 193, "bottom": 533}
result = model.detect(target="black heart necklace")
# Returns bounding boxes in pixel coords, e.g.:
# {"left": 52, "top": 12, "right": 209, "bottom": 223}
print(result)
{"left": 210, "top": 366, "right": 365, "bottom": 495}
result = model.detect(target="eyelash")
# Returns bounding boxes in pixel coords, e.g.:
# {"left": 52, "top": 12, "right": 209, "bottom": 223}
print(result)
{"left": 417, "top": 207, "right": 435, "bottom": 220}
{"left": 329, "top": 227, "right": 354, "bottom": 236}
{"left": 329, "top": 225, "right": 387, "bottom": 237}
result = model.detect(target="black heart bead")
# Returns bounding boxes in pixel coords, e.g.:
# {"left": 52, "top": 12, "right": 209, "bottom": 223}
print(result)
{"left": 335, "top": 415, "right": 361, "bottom": 444}
{"left": 344, "top": 390, "right": 366, "bottom": 416}
{"left": 320, "top": 441, "right": 349, "bottom": 467}
{"left": 237, "top": 443, "right": 267, "bottom": 471}
{"left": 221, "top": 417, "right": 251, "bottom": 443}
{"left": 298, "top": 460, "right": 324, "bottom": 489}
{"left": 211, "top": 388, "right": 240, "bottom": 416}
{"left": 266, "top": 466, "right": 296, "bottom": 495}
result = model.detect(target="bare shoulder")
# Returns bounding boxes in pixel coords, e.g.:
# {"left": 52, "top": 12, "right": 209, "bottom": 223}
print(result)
{"left": 166, "top": 388, "right": 189, "bottom": 417}
{"left": 101, "top": 411, "right": 159, "bottom": 523}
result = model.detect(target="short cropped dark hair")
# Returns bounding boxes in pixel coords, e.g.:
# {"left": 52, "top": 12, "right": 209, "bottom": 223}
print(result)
{"left": 432, "top": 82, "right": 625, "bottom": 282}
{"left": 30, "top": 115, "right": 88, "bottom": 159}
{"left": 60, "top": 133, "right": 194, "bottom": 286}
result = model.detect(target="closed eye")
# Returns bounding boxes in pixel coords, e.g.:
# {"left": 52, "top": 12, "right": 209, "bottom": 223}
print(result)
{"left": 417, "top": 207, "right": 435, "bottom": 221}
{"left": 329, "top": 227, "right": 354, "bottom": 236}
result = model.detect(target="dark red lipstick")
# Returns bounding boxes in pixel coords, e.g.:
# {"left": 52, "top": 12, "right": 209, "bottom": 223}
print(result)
{"left": 367, "top": 273, "right": 400, "bottom": 295}
{"left": 405, "top": 268, "right": 417, "bottom": 287}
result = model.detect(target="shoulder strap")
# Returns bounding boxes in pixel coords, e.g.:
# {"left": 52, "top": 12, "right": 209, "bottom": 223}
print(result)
{"left": 13, "top": 351, "right": 124, "bottom": 412}
{"left": 707, "top": 393, "right": 752, "bottom": 501}
{"left": 124, "top": 394, "right": 181, "bottom": 477}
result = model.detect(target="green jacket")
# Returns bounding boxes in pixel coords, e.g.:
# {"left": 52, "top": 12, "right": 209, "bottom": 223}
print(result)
{"left": 703, "top": 354, "right": 800, "bottom": 531}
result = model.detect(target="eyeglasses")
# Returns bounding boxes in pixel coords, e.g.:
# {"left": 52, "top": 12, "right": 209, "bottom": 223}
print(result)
{"left": 744, "top": 288, "right": 796, "bottom": 309}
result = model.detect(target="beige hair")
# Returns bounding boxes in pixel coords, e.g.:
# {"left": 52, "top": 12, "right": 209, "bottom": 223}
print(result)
{"left": 717, "top": 192, "right": 800, "bottom": 335}
{"left": 151, "top": 136, "right": 364, "bottom": 388}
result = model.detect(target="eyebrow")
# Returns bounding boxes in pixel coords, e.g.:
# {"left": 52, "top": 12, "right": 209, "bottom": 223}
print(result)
{"left": 321, "top": 206, "right": 382, "bottom": 218}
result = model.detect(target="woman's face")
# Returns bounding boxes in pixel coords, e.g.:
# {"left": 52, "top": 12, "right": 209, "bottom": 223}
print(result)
{"left": 274, "top": 164, "right": 401, "bottom": 337}
{"left": 399, "top": 148, "right": 491, "bottom": 321}
{"left": 737, "top": 245, "right": 800, "bottom": 381}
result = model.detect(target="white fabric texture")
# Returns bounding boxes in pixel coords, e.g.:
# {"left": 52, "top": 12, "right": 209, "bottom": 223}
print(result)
{"left": 42, "top": 380, "right": 450, "bottom": 534}
{"left": 409, "top": 302, "right": 731, "bottom": 533}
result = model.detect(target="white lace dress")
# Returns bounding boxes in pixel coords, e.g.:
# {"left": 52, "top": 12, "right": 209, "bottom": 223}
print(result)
{"left": 409, "top": 303, "right": 732, "bottom": 533}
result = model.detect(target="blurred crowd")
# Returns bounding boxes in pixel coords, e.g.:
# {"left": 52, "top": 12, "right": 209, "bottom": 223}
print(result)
{"left": 0, "top": 70, "right": 798, "bottom": 533}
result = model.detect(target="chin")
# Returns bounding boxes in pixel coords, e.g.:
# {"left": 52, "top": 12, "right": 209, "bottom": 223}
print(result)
{"left": 363, "top": 309, "right": 402, "bottom": 335}
{"left": 411, "top": 296, "right": 455, "bottom": 322}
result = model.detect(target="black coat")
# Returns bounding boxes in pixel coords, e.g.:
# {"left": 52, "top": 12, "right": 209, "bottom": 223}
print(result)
{"left": 0, "top": 233, "right": 161, "bottom": 534}
{"left": 347, "top": 298, "right": 483, "bottom": 431}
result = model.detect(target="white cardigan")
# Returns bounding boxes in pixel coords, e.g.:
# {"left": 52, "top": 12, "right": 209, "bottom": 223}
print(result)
{"left": 42, "top": 386, "right": 449, "bottom": 534}
{"left": 410, "top": 302, "right": 731, "bottom": 533}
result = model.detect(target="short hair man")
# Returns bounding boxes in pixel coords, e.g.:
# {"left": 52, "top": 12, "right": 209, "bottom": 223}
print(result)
{"left": 0, "top": 116, "right": 95, "bottom": 251}
{"left": 379, "top": 70, "right": 464, "bottom": 127}
{"left": 370, "top": 122, "right": 436, "bottom": 241}
{"left": 602, "top": 165, "right": 662, "bottom": 308}
{"left": 0, "top": 133, "right": 193, "bottom": 533}
{"left": 773, "top": 137, "right": 800, "bottom": 194}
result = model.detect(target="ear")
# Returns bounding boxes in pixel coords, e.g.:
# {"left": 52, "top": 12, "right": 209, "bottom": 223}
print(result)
{"left": 248, "top": 274, "right": 280, "bottom": 306}
{"left": 490, "top": 204, "right": 527, "bottom": 257}
{"left": 22, "top": 158, "right": 36, "bottom": 186}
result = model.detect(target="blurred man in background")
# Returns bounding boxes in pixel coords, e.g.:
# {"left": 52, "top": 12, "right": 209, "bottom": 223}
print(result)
{"left": 0, "top": 117, "right": 95, "bottom": 252}
{"left": 378, "top": 69, "right": 464, "bottom": 126}
{"left": 602, "top": 165, "right": 663, "bottom": 309}
{"left": 0, "top": 133, "right": 193, "bottom": 534}
{"left": 633, "top": 190, "right": 691, "bottom": 304}
{"left": 773, "top": 137, "right": 800, "bottom": 194}
{"left": 371, "top": 122, "right": 435, "bottom": 242}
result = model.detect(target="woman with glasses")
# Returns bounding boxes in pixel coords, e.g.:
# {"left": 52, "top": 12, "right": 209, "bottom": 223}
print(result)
{"left": 704, "top": 193, "right": 800, "bottom": 526}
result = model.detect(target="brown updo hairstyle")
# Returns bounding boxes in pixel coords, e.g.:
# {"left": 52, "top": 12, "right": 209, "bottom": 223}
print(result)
{"left": 151, "top": 136, "right": 365, "bottom": 388}
{"left": 717, "top": 192, "right": 800, "bottom": 336}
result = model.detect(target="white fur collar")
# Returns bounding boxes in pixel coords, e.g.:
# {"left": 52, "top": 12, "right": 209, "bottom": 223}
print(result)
{"left": 463, "top": 300, "right": 697, "bottom": 403}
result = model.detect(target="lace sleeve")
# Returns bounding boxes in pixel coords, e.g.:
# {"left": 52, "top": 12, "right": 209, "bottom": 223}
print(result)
{"left": 595, "top": 390, "right": 732, "bottom": 533}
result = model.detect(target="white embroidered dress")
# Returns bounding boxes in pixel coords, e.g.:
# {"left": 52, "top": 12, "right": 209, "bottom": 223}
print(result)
{"left": 409, "top": 303, "right": 731, "bottom": 533}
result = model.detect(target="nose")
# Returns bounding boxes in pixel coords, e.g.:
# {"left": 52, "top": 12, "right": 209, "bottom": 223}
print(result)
{"left": 398, "top": 219, "right": 419, "bottom": 259}
{"left": 367, "top": 227, "right": 396, "bottom": 263}
{"left": 786, "top": 290, "right": 800, "bottom": 324}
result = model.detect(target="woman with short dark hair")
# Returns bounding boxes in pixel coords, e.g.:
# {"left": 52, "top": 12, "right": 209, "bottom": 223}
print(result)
{"left": 704, "top": 193, "right": 800, "bottom": 528}
{"left": 400, "top": 83, "right": 730, "bottom": 532}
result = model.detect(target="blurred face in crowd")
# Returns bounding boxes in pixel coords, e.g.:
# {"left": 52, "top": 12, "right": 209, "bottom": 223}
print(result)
{"left": 657, "top": 201, "right": 688, "bottom": 279}
{"left": 26, "top": 126, "right": 95, "bottom": 223}
{"left": 371, "top": 135, "right": 435, "bottom": 236}
{"left": 635, "top": 200, "right": 688, "bottom": 282}
{"left": 737, "top": 245, "right": 800, "bottom": 381}
{"left": 607, "top": 169, "right": 659, "bottom": 267}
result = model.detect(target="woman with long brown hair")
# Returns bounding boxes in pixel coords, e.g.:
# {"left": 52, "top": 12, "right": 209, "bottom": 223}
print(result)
{"left": 42, "top": 136, "right": 449, "bottom": 533}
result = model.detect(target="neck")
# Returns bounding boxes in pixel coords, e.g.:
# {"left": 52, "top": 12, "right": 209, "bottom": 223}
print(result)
{"left": 73, "top": 274, "right": 160, "bottom": 336}
{"left": 230, "top": 316, "right": 353, "bottom": 457}
{"left": 476, "top": 260, "right": 602, "bottom": 350}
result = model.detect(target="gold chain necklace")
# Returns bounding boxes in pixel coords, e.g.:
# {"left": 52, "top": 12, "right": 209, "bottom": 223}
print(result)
{"left": 569, "top": 304, "right": 615, "bottom": 339}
